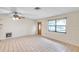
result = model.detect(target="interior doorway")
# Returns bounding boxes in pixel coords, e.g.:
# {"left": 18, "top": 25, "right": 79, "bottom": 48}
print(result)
{"left": 37, "top": 22, "right": 42, "bottom": 35}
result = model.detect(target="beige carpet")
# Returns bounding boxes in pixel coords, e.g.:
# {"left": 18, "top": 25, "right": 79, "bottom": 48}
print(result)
{"left": 0, "top": 35, "right": 79, "bottom": 52}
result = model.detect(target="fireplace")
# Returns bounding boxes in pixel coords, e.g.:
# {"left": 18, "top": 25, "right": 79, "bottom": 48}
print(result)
{"left": 6, "top": 32, "right": 12, "bottom": 38}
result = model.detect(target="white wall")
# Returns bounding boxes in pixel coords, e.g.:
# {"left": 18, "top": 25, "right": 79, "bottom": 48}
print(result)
{"left": 0, "top": 16, "right": 36, "bottom": 39}
{"left": 36, "top": 11, "right": 79, "bottom": 47}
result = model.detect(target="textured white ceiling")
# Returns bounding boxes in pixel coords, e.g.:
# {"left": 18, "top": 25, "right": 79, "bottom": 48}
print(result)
{"left": 0, "top": 7, "right": 79, "bottom": 19}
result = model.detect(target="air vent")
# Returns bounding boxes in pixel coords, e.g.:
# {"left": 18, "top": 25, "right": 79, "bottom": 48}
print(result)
{"left": 35, "top": 7, "right": 40, "bottom": 10}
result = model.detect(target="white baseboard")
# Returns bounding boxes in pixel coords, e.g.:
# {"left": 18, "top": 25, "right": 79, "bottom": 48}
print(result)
{"left": 42, "top": 35, "right": 79, "bottom": 48}
{"left": 0, "top": 35, "right": 35, "bottom": 40}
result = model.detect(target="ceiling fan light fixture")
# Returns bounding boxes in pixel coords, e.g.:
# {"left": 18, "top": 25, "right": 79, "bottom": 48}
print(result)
{"left": 12, "top": 17, "right": 16, "bottom": 20}
{"left": 12, "top": 13, "right": 22, "bottom": 20}
{"left": 12, "top": 15, "right": 20, "bottom": 20}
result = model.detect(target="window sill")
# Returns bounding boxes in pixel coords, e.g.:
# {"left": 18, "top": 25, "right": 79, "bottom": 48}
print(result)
{"left": 48, "top": 30, "right": 66, "bottom": 34}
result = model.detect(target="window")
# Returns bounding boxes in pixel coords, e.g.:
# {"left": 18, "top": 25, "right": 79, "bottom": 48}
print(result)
{"left": 56, "top": 19, "right": 66, "bottom": 32}
{"left": 48, "top": 20, "right": 55, "bottom": 31}
{"left": 48, "top": 18, "right": 66, "bottom": 33}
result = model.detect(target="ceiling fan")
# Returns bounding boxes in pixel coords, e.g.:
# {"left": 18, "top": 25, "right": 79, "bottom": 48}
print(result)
{"left": 9, "top": 7, "right": 25, "bottom": 20}
{"left": 12, "top": 11, "right": 25, "bottom": 20}
{"left": 10, "top": 7, "right": 41, "bottom": 20}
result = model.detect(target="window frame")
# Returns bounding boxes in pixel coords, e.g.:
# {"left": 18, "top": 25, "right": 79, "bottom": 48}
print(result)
{"left": 48, "top": 17, "right": 67, "bottom": 33}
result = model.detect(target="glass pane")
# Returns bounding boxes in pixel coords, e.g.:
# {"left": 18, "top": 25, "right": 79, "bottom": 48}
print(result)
{"left": 57, "top": 19, "right": 66, "bottom": 25}
{"left": 48, "top": 26, "right": 55, "bottom": 31}
{"left": 48, "top": 20, "right": 55, "bottom": 25}
{"left": 56, "top": 25, "right": 66, "bottom": 32}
